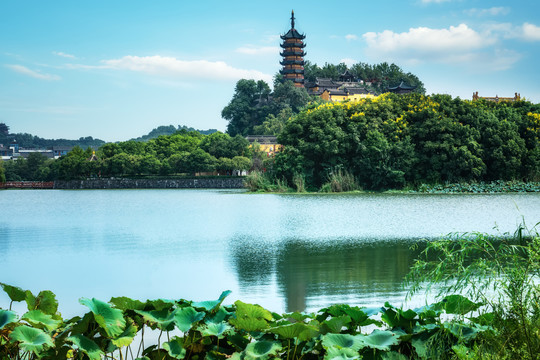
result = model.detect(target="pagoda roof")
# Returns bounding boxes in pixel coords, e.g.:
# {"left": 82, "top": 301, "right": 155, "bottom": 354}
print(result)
{"left": 281, "top": 10, "right": 305, "bottom": 40}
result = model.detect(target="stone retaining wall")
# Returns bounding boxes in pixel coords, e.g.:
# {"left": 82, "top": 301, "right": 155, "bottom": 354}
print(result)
{"left": 54, "top": 178, "right": 245, "bottom": 189}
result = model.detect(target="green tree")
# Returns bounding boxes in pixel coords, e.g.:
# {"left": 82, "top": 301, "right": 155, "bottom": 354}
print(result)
{"left": 253, "top": 108, "right": 293, "bottom": 136}
{"left": 199, "top": 132, "right": 249, "bottom": 159}
{"left": 0, "top": 159, "right": 5, "bottom": 183}
{"left": 222, "top": 79, "right": 272, "bottom": 136}
{"left": 184, "top": 149, "right": 217, "bottom": 174}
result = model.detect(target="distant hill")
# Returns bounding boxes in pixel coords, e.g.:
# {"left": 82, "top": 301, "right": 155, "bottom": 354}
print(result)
{"left": 130, "top": 125, "right": 218, "bottom": 142}
{"left": 0, "top": 123, "right": 106, "bottom": 149}
{"left": 0, "top": 123, "right": 219, "bottom": 149}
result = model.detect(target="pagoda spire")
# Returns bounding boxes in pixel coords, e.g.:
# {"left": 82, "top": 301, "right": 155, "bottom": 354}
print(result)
{"left": 280, "top": 11, "right": 306, "bottom": 88}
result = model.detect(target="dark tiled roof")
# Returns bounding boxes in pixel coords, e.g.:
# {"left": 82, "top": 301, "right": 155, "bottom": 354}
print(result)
{"left": 246, "top": 135, "right": 278, "bottom": 144}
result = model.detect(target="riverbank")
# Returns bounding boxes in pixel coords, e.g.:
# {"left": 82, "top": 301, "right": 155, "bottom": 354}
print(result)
{"left": 53, "top": 177, "right": 245, "bottom": 189}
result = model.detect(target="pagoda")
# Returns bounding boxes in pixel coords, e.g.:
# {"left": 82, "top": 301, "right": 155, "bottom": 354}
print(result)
{"left": 280, "top": 10, "right": 306, "bottom": 88}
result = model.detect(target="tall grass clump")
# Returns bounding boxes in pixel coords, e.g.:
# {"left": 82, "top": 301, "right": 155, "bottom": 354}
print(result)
{"left": 244, "top": 171, "right": 289, "bottom": 192}
{"left": 292, "top": 172, "right": 306, "bottom": 193}
{"left": 405, "top": 222, "right": 540, "bottom": 359}
{"left": 320, "top": 168, "right": 360, "bottom": 193}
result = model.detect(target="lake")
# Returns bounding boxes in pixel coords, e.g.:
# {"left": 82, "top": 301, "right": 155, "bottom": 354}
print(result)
{"left": 1, "top": 189, "right": 539, "bottom": 317}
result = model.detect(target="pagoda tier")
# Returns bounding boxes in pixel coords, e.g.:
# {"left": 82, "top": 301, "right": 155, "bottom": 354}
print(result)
{"left": 280, "top": 50, "right": 307, "bottom": 57}
{"left": 280, "top": 42, "right": 306, "bottom": 49}
{"left": 280, "top": 59, "right": 305, "bottom": 66}
{"left": 280, "top": 10, "right": 306, "bottom": 88}
{"left": 280, "top": 68, "right": 305, "bottom": 74}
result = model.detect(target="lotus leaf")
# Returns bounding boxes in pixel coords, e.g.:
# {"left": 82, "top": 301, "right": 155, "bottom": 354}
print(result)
{"left": 230, "top": 301, "right": 273, "bottom": 332}
{"left": 25, "top": 290, "right": 58, "bottom": 315}
{"left": 109, "top": 296, "right": 146, "bottom": 311}
{"left": 135, "top": 309, "right": 175, "bottom": 331}
{"left": 0, "top": 282, "right": 27, "bottom": 302}
{"left": 286, "top": 311, "right": 312, "bottom": 323}
{"left": 146, "top": 298, "right": 176, "bottom": 311}
{"left": 443, "top": 322, "right": 488, "bottom": 342}
{"left": 21, "top": 310, "right": 62, "bottom": 331}
{"left": 268, "top": 322, "right": 319, "bottom": 342}
{"left": 381, "top": 305, "right": 417, "bottom": 331}
{"left": 324, "top": 347, "right": 360, "bottom": 360}
{"left": 380, "top": 351, "right": 409, "bottom": 360}
{"left": 111, "top": 318, "right": 138, "bottom": 347}
{"left": 68, "top": 334, "right": 104, "bottom": 360}
{"left": 357, "top": 329, "right": 400, "bottom": 351}
{"left": 70, "top": 312, "right": 93, "bottom": 335}
{"left": 0, "top": 309, "right": 17, "bottom": 329}
{"left": 201, "top": 321, "right": 232, "bottom": 339}
{"left": 163, "top": 336, "right": 186, "bottom": 359}
{"left": 9, "top": 325, "right": 54, "bottom": 355}
{"left": 79, "top": 297, "right": 126, "bottom": 337}
{"left": 244, "top": 340, "right": 282, "bottom": 360}
{"left": 438, "top": 295, "right": 483, "bottom": 315}
{"left": 321, "top": 315, "right": 352, "bottom": 334}
{"left": 206, "top": 306, "right": 232, "bottom": 324}
{"left": 322, "top": 333, "right": 364, "bottom": 351}
{"left": 173, "top": 306, "right": 205, "bottom": 332}
{"left": 411, "top": 332, "right": 431, "bottom": 359}
{"left": 192, "top": 290, "right": 232, "bottom": 311}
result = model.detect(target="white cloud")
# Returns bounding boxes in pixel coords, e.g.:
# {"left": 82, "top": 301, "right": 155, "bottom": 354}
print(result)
{"left": 99, "top": 55, "right": 272, "bottom": 83}
{"left": 339, "top": 58, "right": 357, "bottom": 67}
{"left": 235, "top": 46, "right": 280, "bottom": 55}
{"left": 345, "top": 34, "right": 358, "bottom": 41}
{"left": 6, "top": 64, "right": 60, "bottom": 80}
{"left": 522, "top": 23, "right": 540, "bottom": 41}
{"left": 465, "top": 7, "right": 510, "bottom": 17}
{"left": 53, "top": 51, "right": 76, "bottom": 59}
{"left": 362, "top": 24, "right": 522, "bottom": 71}
{"left": 363, "top": 24, "right": 495, "bottom": 56}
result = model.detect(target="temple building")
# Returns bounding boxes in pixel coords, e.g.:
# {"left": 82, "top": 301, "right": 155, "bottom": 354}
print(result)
{"left": 472, "top": 92, "right": 521, "bottom": 102}
{"left": 280, "top": 11, "right": 306, "bottom": 88}
{"left": 387, "top": 80, "right": 416, "bottom": 94}
{"left": 306, "top": 75, "right": 376, "bottom": 102}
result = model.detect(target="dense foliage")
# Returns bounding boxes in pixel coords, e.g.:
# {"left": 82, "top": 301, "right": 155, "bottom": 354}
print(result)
{"left": 0, "top": 284, "right": 493, "bottom": 360}
{"left": 222, "top": 79, "right": 312, "bottom": 137}
{"left": 406, "top": 223, "right": 540, "bottom": 359}
{"left": 3, "top": 131, "right": 252, "bottom": 181}
{"left": 303, "top": 61, "right": 425, "bottom": 95}
{"left": 270, "top": 93, "right": 540, "bottom": 191}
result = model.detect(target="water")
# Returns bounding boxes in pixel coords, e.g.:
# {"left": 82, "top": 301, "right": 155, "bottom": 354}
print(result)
{"left": 1, "top": 189, "right": 538, "bottom": 317}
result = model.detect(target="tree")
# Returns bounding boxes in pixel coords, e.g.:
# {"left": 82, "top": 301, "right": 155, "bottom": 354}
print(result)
{"left": 222, "top": 79, "right": 272, "bottom": 136}
{"left": 0, "top": 159, "right": 5, "bottom": 183}
{"left": 0, "top": 123, "right": 9, "bottom": 135}
{"left": 199, "top": 132, "right": 249, "bottom": 159}
{"left": 253, "top": 108, "right": 293, "bottom": 136}
{"left": 184, "top": 149, "right": 217, "bottom": 174}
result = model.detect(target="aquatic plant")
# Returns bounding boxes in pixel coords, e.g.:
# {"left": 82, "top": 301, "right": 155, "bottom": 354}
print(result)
{"left": 1, "top": 284, "right": 492, "bottom": 359}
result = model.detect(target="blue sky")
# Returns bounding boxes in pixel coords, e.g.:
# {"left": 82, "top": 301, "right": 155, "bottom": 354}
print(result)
{"left": 1, "top": 0, "right": 539, "bottom": 142}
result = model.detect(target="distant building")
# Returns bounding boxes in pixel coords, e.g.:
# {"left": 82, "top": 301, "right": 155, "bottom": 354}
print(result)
{"left": 52, "top": 146, "right": 73, "bottom": 158}
{"left": 472, "top": 92, "right": 521, "bottom": 102}
{"left": 246, "top": 135, "right": 283, "bottom": 157}
{"left": 18, "top": 149, "right": 54, "bottom": 159}
{"left": 280, "top": 11, "right": 306, "bottom": 88}
{"left": 306, "top": 76, "right": 376, "bottom": 102}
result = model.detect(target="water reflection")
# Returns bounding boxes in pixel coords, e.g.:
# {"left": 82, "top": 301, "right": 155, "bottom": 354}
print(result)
{"left": 230, "top": 237, "right": 424, "bottom": 312}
